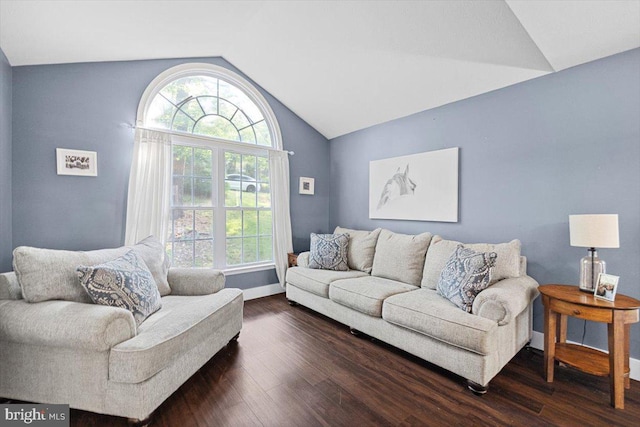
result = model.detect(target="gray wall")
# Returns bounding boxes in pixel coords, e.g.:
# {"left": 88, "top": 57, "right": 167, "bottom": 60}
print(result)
{"left": 0, "top": 48, "right": 12, "bottom": 272}
{"left": 329, "top": 49, "right": 640, "bottom": 357}
{"left": 11, "top": 57, "right": 329, "bottom": 288}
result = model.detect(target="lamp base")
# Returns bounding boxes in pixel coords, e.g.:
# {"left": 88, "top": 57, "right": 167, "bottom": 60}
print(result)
{"left": 578, "top": 249, "right": 605, "bottom": 293}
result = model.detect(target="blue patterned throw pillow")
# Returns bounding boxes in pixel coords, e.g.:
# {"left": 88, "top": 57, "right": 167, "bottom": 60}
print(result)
{"left": 436, "top": 245, "right": 497, "bottom": 313}
{"left": 308, "top": 233, "right": 350, "bottom": 271}
{"left": 76, "top": 250, "right": 162, "bottom": 325}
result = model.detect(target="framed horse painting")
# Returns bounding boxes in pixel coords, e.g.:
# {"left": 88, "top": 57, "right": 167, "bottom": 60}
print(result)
{"left": 369, "top": 147, "right": 458, "bottom": 222}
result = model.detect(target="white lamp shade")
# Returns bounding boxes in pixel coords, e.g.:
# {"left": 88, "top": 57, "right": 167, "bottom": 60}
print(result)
{"left": 569, "top": 214, "right": 619, "bottom": 248}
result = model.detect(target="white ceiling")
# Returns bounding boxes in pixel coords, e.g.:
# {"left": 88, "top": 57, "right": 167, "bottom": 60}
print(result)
{"left": 1, "top": 1, "right": 638, "bottom": 139}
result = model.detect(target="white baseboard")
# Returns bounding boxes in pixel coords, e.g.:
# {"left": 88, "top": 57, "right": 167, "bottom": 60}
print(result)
{"left": 529, "top": 331, "right": 640, "bottom": 381}
{"left": 242, "top": 283, "right": 284, "bottom": 301}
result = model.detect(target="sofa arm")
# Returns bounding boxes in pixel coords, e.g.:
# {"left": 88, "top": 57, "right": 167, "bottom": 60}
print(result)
{"left": 472, "top": 275, "right": 539, "bottom": 326}
{"left": 0, "top": 299, "right": 136, "bottom": 351}
{"left": 167, "top": 268, "right": 225, "bottom": 296}
{"left": 0, "top": 272, "right": 22, "bottom": 300}
{"left": 297, "top": 252, "right": 310, "bottom": 268}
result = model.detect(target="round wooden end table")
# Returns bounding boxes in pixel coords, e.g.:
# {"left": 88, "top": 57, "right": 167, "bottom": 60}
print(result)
{"left": 539, "top": 284, "right": 640, "bottom": 409}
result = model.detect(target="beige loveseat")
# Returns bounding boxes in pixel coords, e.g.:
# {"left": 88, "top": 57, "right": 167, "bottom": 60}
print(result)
{"left": 286, "top": 227, "right": 539, "bottom": 392}
{"left": 0, "top": 239, "right": 243, "bottom": 423}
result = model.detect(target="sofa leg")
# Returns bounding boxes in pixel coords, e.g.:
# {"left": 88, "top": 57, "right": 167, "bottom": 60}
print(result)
{"left": 230, "top": 332, "right": 240, "bottom": 343}
{"left": 287, "top": 299, "right": 298, "bottom": 306}
{"left": 128, "top": 416, "right": 152, "bottom": 427}
{"left": 350, "top": 328, "right": 362, "bottom": 337}
{"left": 467, "top": 380, "right": 489, "bottom": 395}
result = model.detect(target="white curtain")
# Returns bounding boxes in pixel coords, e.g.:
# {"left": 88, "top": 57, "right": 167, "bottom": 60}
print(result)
{"left": 124, "top": 128, "right": 172, "bottom": 245}
{"left": 269, "top": 150, "right": 294, "bottom": 287}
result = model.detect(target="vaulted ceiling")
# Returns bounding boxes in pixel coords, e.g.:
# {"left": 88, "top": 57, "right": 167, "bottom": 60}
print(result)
{"left": 1, "top": 0, "right": 638, "bottom": 139}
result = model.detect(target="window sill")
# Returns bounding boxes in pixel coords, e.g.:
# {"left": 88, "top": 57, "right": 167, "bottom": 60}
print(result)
{"left": 224, "top": 263, "right": 276, "bottom": 276}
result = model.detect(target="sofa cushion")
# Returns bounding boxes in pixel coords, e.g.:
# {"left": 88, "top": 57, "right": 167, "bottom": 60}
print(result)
{"left": 382, "top": 288, "right": 498, "bottom": 355}
{"left": 13, "top": 236, "right": 170, "bottom": 303}
{"left": 371, "top": 229, "right": 432, "bottom": 286}
{"left": 109, "top": 288, "right": 243, "bottom": 384}
{"left": 130, "top": 236, "right": 171, "bottom": 296}
{"left": 286, "top": 267, "right": 368, "bottom": 298}
{"left": 14, "top": 246, "right": 128, "bottom": 303}
{"left": 308, "top": 233, "right": 350, "bottom": 271}
{"left": 422, "top": 236, "right": 521, "bottom": 289}
{"left": 436, "top": 245, "right": 497, "bottom": 313}
{"left": 334, "top": 227, "right": 382, "bottom": 273}
{"left": 77, "top": 250, "right": 162, "bottom": 326}
{"left": 329, "top": 276, "right": 416, "bottom": 317}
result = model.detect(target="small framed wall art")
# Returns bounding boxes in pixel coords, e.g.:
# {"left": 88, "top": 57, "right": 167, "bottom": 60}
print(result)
{"left": 56, "top": 148, "right": 98, "bottom": 177}
{"left": 299, "top": 177, "right": 315, "bottom": 195}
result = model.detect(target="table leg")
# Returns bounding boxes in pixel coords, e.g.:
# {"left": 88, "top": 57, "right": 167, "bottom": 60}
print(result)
{"left": 556, "top": 314, "right": 568, "bottom": 367}
{"left": 625, "top": 323, "right": 631, "bottom": 389}
{"left": 543, "top": 297, "right": 557, "bottom": 382}
{"left": 608, "top": 311, "right": 625, "bottom": 409}
{"left": 558, "top": 314, "right": 567, "bottom": 343}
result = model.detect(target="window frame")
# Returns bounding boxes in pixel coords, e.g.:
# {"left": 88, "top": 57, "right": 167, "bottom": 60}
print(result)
{"left": 170, "top": 135, "right": 274, "bottom": 273}
{"left": 138, "top": 64, "right": 282, "bottom": 273}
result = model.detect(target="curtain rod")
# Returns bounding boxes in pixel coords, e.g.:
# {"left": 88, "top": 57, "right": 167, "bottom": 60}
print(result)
{"left": 128, "top": 124, "right": 294, "bottom": 155}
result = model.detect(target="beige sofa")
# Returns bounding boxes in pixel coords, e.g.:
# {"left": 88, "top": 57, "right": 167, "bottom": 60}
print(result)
{"left": 0, "top": 241, "right": 243, "bottom": 423}
{"left": 285, "top": 227, "right": 539, "bottom": 392}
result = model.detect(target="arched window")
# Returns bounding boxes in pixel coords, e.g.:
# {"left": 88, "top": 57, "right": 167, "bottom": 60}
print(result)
{"left": 137, "top": 64, "right": 282, "bottom": 271}
{"left": 145, "top": 75, "right": 272, "bottom": 146}
{"left": 138, "top": 63, "right": 281, "bottom": 149}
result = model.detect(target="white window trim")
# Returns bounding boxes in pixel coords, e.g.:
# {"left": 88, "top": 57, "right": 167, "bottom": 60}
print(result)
{"left": 224, "top": 262, "right": 276, "bottom": 276}
{"left": 136, "top": 63, "right": 283, "bottom": 151}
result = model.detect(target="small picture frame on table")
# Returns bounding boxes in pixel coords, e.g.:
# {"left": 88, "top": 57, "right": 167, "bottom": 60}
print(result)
{"left": 594, "top": 273, "right": 619, "bottom": 302}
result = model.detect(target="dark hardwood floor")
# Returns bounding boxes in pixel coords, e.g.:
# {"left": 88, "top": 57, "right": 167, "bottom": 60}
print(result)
{"left": 71, "top": 294, "right": 639, "bottom": 426}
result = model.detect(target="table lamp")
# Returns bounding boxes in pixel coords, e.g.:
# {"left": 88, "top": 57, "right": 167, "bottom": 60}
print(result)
{"left": 569, "top": 214, "right": 619, "bottom": 292}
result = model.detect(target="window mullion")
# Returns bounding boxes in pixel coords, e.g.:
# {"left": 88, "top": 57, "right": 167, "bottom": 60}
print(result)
{"left": 212, "top": 147, "right": 219, "bottom": 269}
{"left": 214, "top": 147, "right": 226, "bottom": 269}
{"left": 191, "top": 207, "right": 196, "bottom": 268}
{"left": 256, "top": 209, "right": 261, "bottom": 261}
{"left": 240, "top": 211, "right": 245, "bottom": 265}
{"left": 196, "top": 97, "right": 206, "bottom": 116}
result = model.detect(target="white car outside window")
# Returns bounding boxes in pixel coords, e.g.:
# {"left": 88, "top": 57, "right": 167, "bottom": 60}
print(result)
{"left": 226, "top": 174, "right": 260, "bottom": 193}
